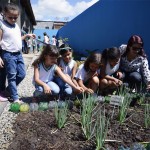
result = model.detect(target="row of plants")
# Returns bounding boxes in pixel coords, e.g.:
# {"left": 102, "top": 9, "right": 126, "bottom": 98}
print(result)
{"left": 53, "top": 91, "right": 150, "bottom": 150}
{"left": 54, "top": 94, "right": 109, "bottom": 150}
{"left": 9, "top": 85, "right": 150, "bottom": 149}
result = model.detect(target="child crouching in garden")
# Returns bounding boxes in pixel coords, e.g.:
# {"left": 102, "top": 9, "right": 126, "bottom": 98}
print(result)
{"left": 32, "top": 45, "right": 83, "bottom": 99}
{"left": 99, "top": 47, "right": 123, "bottom": 95}
{"left": 75, "top": 52, "right": 102, "bottom": 94}
{"left": 54, "top": 44, "right": 81, "bottom": 99}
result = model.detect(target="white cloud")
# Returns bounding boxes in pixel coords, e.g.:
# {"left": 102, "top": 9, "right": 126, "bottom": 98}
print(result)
{"left": 32, "top": 0, "right": 99, "bottom": 21}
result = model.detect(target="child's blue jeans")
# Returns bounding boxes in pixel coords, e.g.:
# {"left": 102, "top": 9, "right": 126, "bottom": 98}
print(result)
{"left": 54, "top": 77, "right": 73, "bottom": 95}
{"left": 34, "top": 81, "right": 60, "bottom": 97}
{"left": 0, "top": 65, "right": 6, "bottom": 92}
{"left": 2, "top": 51, "right": 26, "bottom": 101}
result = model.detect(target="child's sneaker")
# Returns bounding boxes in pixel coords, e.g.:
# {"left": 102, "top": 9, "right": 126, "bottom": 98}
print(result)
{"left": 14, "top": 99, "right": 24, "bottom": 104}
{"left": 0, "top": 95, "right": 8, "bottom": 102}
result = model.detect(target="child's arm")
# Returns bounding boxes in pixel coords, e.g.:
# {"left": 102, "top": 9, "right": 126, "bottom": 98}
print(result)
{"left": 100, "top": 59, "right": 122, "bottom": 84}
{"left": 71, "top": 61, "right": 80, "bottom": 87}
{"left": 55, "top": 66, "right": 83, "bottom": 93}
{"left": 34, "top": 65, "right": 52, "bottom": 94}
{"left": 105, "top": 75, "right": 122, "bottom": 85}
{"left": 77, "top": 79, "right": 94, "bottom": 94}
{"left": 0, "top": 28, "right": 4, "bottom": 68}
{"left": 22, "top": 34, "right": 36, "bottom": 40}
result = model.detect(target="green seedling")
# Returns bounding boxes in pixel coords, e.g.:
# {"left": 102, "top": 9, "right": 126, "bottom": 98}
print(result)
{"left": 95, "top": 109, "right": 109, "bottom": 150}
{"left": 54, "top": 102, "right": 68, "bottom": 129}
{"left": 80, "top": 94, "right": 97, "bottom": 140}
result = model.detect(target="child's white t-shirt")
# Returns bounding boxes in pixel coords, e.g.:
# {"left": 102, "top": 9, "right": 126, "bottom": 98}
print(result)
{"left": 59, "top": 58, "right": 76, "bottom": 76}
{"left": 75, "top": 64, "right": 100, "bottom": 83}
{"left": 105, "top": 61, "right": 120, "bottom": 75}
{"left": 44, "top": 36, "right": 49, "bottom": 44}
{"left": 75, "top": 64, "right": 88, "bottom": 82}
{"left": 35, "top": 63, "right": 57, "bottom": 83}
{"left": 0, "top": 20, "right": 22, "bottom": 52}
{"left": 27, "top": 39, "right": 32, "bottom": 48}
{"left": 52, "top": 37, "right": 57, "bottom": 46}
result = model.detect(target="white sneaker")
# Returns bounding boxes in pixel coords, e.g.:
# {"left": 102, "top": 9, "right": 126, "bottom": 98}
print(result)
{"left": 0, "top": 95, "right": 8, "bottom": 102}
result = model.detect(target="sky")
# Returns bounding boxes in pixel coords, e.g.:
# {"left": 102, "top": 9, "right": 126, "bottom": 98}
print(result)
{"left": 30, "top": 0, "right": 99, "bottom": 21}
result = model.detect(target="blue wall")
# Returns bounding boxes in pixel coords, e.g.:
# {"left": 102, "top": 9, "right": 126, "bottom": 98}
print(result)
{"left": 57, "top": 0, "right": 150, "bottom": 58}
{"left": 33, "top": 29, "right": 58, "bottom": 44}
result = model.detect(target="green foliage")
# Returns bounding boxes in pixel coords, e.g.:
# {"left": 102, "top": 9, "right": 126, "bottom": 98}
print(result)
{"left": 144, "top": 103, "right": 150, "bottom": 128}
{"left": 57, "top": 36, "right": 69, "bottom": 44}
{"left": 95, "top": 109, "right": 109, "bottom": 150}
{"left": 104, "top": 96, "right": 111, "bottom": 103}
{"left": 80, "top": 94, "right": 97, "bottom": 140}
{"left": 54, "top": 102, "right": 68, "bottom": 129}
{"left": 117, "top": 85, "right": 131, "bottom": 124}
{"left": 118, "top": 96, "right": 131, "bottom": 124}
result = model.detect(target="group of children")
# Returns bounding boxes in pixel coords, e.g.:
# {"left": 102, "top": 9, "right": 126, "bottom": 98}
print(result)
{"left": 0, "top": 3, "right": 150, "bottom": 103}
{"left": 32, "top": 34, "right": 150, "bottom": 100}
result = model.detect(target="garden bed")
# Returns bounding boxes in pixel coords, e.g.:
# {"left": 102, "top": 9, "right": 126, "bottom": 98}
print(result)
{"left": 7, "top": 98, "right": 150, "bottom": 150}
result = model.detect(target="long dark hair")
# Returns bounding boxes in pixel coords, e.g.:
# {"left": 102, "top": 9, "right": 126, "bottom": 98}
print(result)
{"left": 123, "top": 35, "right": 146, "bottom": 57}
{"left": 102, "top": 47, "right": 121, "bottom": 62}
{"left": 84, "top": 52, "right": 102, "bottom": 72}
{"left": 32, "top": 45, "right": 59, "bottom": 66}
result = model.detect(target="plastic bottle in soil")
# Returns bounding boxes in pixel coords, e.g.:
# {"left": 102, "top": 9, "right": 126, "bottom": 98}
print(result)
{"left": 49, "top": 101, "right": 57, "bottom": 109}
{"left": 92, "top": 93, "right": 105, "bottom": 102}
{"left": 58, "top": 101, "right": 66, "bottom": 108}
{"left": 38, "top": 102, "right": 49, "bottom": 111}
{"left": 10, "top": 102, "right": 20, "bottom": 112}
{"left": 74, "top": 99, "right": 81, "bottom": 108}
{"left": 49, "top": 100, "right": 73, "bottom": 110}
{"left": 19, "top": 103, "right": 30, "bottom": 112}
{"left": 30, "top": 103, "right": 39, "bottom": 111}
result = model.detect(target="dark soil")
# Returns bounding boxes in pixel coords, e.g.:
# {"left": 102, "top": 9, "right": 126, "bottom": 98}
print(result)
{"left": 8, "top": 99, "right": 150, "bottom": 150}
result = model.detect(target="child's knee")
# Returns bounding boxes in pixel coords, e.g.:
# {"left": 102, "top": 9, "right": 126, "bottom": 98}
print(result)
{"left": 92, "top": 76, "right": 99, "bottom": 84}
{"left": 52, "top": 87, "right": 60, "bottom": 94}
{"left": 99, "top": 78, "right": 109, "bottom": 89}
{"left": 64, "top": 87, "right": 72, "bottom": 95}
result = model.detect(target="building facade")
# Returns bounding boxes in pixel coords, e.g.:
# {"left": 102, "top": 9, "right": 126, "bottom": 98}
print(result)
{"left": 34, "top": 21, "right": 66, "bottom": 30}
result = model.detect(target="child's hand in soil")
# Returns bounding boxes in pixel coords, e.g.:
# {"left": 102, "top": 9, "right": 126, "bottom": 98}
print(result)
{"left": 74, "top": 86, "right": 84, "bottom": 94}
{"left": 43, "top": 84, "right": 52, "bottom": 94}
{"left": 113, "top": 79, "right": 122, "bottom": 86}
{"left": 85, "top": 88, "right": 94, "bottom": 94}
